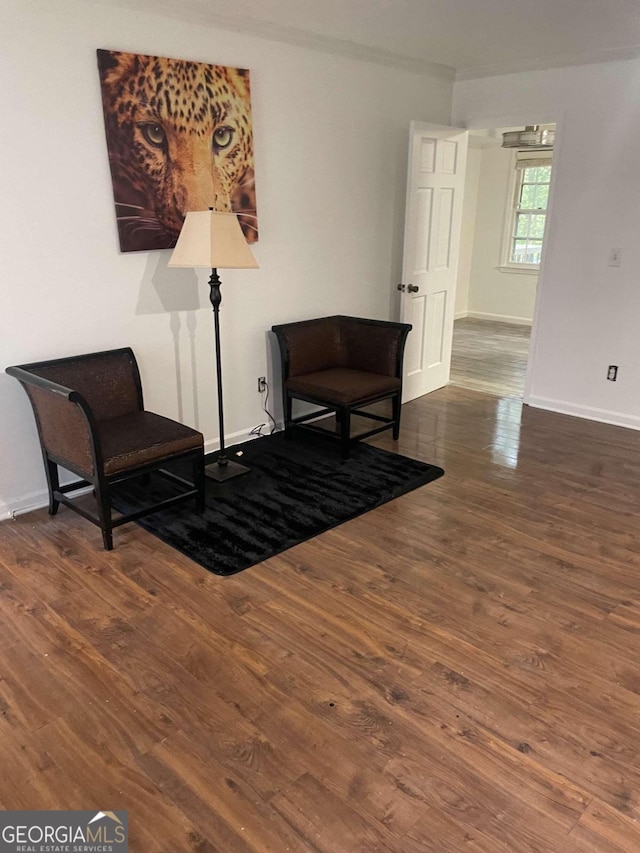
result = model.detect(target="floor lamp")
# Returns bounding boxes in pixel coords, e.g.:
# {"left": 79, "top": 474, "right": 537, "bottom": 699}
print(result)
{"left": 168, "top": 209, "right": 258, "bottom": 482}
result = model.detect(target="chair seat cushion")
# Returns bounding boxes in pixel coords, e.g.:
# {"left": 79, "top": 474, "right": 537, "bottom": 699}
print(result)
{"left": 99, "top": 411, "right": 203, "bottom": 475}
{"left": 286, "top": 368, "right": 401, "bottom": 406}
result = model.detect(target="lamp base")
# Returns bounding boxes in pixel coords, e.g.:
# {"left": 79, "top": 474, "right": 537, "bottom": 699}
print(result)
{"left": 205, "top": 458, "right": 251, "bottom": 482}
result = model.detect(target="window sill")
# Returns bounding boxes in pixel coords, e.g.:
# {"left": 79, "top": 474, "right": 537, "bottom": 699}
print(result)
{"left": 497, "top": 265, "right": 539, "bottom": 276}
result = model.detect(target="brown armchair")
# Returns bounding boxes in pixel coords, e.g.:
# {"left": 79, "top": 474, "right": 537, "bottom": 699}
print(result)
{"left": 271, "top": 315, "right": 411, "bottom": 459}
{"left": 6, "top": 347, "right": 205, "bottom": 550}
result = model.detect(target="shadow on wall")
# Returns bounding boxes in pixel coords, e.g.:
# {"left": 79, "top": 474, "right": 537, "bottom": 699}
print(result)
{"left": 136, "top": 252, "right": 204, "bottom": 426}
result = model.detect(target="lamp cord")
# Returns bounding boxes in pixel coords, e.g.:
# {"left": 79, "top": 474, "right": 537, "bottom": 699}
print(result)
{"left": 250, "top": 379, "right": 278, "bottom": 437}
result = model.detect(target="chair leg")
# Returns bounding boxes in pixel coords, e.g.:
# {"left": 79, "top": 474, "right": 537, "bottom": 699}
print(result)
{"left": 44, "top": 457, "right": 60, "bottom": 516}
{"left": 194, "top": 451, "right": 206, "bottom": 512}
{"left": 284, "top": 393, "right": 293, "bottom": 438}
{"left": 95, "top": 480, "right": 113, "bottom": 551}
{"left": 392, "top": 392, "right": 402, "bottom": 440}
{"left": 340, "top": 408, "right": 351, "bottom": 460}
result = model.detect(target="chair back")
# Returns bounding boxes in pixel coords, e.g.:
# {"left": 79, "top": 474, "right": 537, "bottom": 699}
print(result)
{"left": 338, "top": 317, "right": 409, "bottom": 377}
{"left": 7, "top": 348, "right": 143, "bottom": 476}
{"left": 272, "top": 315, "right": 411, "bottom": 380}
{"left": 28, "top": 348, "right": 143, "bottom": 420}
{"left": 273, "top": 317, "right": 343, "bottom": 378}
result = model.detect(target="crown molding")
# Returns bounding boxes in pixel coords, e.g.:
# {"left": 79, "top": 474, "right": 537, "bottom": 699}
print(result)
{"left": 99, "top": 0, "right": 640, "bottom": 83}
{"left": 97, "top": 0, "right": 455, "bottom": 80}
{"left": 456, "top": 43, "right": 640, "bottom": 81}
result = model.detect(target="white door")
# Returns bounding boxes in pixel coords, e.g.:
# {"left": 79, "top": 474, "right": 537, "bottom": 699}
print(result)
{"left": 400, "top": 122, "right": 468, "bottom": 401}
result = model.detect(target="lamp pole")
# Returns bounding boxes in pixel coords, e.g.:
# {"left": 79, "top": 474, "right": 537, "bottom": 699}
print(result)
{"left": 206, "top": 268, "right": 250, "bottom": 481}
{"left": 208, "top": 268, "right": 226, "bottom": 464}
{"left": 168, "top": 208, "right": 256, "bottom": 482}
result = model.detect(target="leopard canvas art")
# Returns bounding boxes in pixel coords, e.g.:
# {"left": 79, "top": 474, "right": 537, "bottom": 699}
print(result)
{"left": 97, "top": 49, "right": 258, "bottom": 252}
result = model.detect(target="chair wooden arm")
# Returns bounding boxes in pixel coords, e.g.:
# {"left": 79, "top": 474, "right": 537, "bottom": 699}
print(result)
{"left": 6, "top": 365, "right": 76, "bottom": 399}
{"left": 7, "top": 366, "right": 98, "bottom": 476}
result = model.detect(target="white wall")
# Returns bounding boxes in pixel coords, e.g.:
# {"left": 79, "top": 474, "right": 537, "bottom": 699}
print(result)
{"left": 455, "top": 145, "right": 481, "bottom": 317}
{"left": 454, "top": 60, "right": 640, "bottom": 427}
{"left": 467, "top": 144, "right": 537, "bottom": 324}
{"left": 0, "top": 1, "right": 453, "bottom": 518}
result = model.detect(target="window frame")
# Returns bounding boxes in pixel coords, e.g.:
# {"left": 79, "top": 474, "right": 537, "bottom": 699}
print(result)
{"left": 499, "top": 150, "right": 553, "bottom": 275}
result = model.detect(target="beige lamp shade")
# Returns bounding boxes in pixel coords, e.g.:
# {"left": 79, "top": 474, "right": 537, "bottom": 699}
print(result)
{"left": 168, "top": 210, "right": 258, "bottom": 270}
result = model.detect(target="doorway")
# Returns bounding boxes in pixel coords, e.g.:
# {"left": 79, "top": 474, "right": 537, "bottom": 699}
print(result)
{"left": 450, "top": 317, "right": 531, "bottom": 396}
{"left": 450, "top": 124, "right": 555, "bottom": 398}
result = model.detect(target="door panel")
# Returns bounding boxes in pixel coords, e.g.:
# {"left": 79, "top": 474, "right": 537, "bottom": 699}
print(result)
{"left": 441, "top": 139, "right": 458, "bottom": 173}
{"left": 405, "top": 294, "right": 427, "bottom": 377}
{"left": 415, "top": 188, "right": 432, "bottom": 271}
{"left": 421, "top": 138, "right": 436, "bottom": 171}
{"left": 426, "top": 291, "right": 446, "bottom": 368}
{"left": 435, "top": 188, "right": 454, "bottom": 269}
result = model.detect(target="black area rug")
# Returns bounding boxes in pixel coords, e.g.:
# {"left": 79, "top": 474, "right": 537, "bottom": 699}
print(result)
{"left": 111, "top": 431, "right": 444, "bottom": 576}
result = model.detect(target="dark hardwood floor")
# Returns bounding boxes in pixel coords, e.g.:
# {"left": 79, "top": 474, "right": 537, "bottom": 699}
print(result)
{"left": 450, "top": 317, "right": 531, "bottom": 397}
{"left": 2, "top": 386, "right": 640, "bottom": 851}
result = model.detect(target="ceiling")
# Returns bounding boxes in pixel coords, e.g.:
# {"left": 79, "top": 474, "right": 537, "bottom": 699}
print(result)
{"left": 105, "top": 0, "right": 640, "bottom": 78}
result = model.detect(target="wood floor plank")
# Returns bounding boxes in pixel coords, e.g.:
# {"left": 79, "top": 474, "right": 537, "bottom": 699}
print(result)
{"left": 569, "top": 798, "right": 640, "bottom": 852}
{"left": 3, "top": 384, "right": 640, "bottom": 849}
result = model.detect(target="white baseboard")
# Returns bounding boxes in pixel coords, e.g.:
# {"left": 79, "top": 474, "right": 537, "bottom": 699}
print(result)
{"left": 1, "top": 481, "right": 96, "bottom": 522}
{"left": 0, "top": 488, "right": 51, "bottom": 521}
{"left": 0, "top": 424, "right": 285, "bottom": 522}
{"left": 464, "top": 312, "right": 533, "bottom": 326}
{"left": 525, "top": 395, "right": 640, "bottom": 432}
{"left": 203, "top": 427, "right": 257, "bottom": 456}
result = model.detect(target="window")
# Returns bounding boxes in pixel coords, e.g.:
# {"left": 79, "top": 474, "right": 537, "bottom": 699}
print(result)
{"left": 505, "top": 153, "right": 552, "bottom": 270}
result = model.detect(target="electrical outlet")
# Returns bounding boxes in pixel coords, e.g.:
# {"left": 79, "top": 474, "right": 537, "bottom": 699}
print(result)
{"left": 607, "top": 365, "right": 618, "bottom": 381}
{"left": 258, "top": 376, "right": 266, "bottom": 393}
